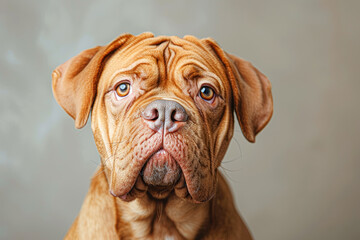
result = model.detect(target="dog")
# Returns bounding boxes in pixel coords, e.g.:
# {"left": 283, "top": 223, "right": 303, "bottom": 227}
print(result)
{"left": 52, "top": 32, "right": 273, "bottom": 240}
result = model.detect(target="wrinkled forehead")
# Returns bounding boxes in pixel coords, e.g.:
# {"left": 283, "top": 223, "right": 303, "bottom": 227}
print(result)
{"left": 102, "top": 36, "right": 227, "bottom": 80}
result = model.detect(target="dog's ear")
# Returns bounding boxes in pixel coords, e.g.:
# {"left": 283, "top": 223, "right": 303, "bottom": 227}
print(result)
{"left": 226, "top": 53, "right": 273, "bottom": 142}
{"left": 52, "top": 34, "right": 134, "bottom": 128}
{"left": 202, "top": 39, "right": 273, "bottom": 142}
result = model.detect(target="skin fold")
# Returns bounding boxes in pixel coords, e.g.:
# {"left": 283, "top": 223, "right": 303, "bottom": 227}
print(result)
{"left": 52, "top": 32, "right": 273, "bottom": 240}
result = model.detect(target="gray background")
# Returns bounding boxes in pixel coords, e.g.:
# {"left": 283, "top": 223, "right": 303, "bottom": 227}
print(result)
{"left": 1, "top": 0, "right": 359, "bottom": 239}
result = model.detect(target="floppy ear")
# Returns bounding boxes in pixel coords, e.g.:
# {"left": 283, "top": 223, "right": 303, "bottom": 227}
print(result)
{"left": 202, "top": 39, "right": 273, "bottom": 142}
{"left": 52, "top": 34, "right": 133, "bottom": 128}
{"left": 226, "top": 53, "right": 273, "bottom": 142}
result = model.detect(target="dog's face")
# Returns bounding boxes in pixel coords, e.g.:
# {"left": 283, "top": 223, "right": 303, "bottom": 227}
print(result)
{"left": 52, "top": 33, "right": 273, "bottom": 203}
{"left": 92, "top": 35, "right": 235, "bottom": 202}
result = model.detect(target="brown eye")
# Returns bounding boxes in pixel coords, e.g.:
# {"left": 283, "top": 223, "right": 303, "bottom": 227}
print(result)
{"left": 199, "top": 86, "right": 215, "bottom": 101}
{"left": 116, "top": 82, "right": 131, "bottom": 97}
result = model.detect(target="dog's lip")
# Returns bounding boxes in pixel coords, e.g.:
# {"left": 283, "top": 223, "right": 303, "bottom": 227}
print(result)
{"left": 140, "top": 148, "right": 179, "bottom": 178}
{"left": 147, "top": 148, "right": 167, "bottom": 159}
{"left": 142, "top": 147, "right": 178, "bottom": 168}
{"left": 113, "top": 143, "right": 214, "bottom": 203}
{"left": 115, "top": 147, "right": 183, "bottom": 200}
{"left": 141, "top": 148, "right": 181, "bottom": 188}
{"left": 139, "top": 147, "right": 162, "bottom": 178}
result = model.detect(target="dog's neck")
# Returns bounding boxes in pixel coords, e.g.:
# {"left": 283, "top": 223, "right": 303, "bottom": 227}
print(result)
{"left": 79, "top": 167, "right": 249, "bottom": 240}
{"left": 115, "top": 191, "right": 210, "bottom": 239}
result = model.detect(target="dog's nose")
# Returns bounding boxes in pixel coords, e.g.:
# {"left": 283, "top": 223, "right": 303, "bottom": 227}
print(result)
{"left": 141, "top": 100, "right": 188, "bottom": 132}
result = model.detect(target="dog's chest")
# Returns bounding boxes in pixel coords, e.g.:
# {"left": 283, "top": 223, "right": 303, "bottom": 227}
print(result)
{"left": 151, "top": 214, "right": 184, "bottom": 240}
{"left": 119, "top": 208, "right": 184, "bottom": 240}
{"left": 117, "top": 196, "right": 206, "bottom": 240}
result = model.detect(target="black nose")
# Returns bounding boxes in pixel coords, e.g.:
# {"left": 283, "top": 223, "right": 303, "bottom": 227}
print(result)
{"left": 141, "top": 100, "right": 188, "bottom": 132}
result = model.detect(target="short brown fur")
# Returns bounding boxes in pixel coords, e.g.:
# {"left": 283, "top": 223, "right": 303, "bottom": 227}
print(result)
{"left": 52, "top": 33, "right": 273, "bottom": 239}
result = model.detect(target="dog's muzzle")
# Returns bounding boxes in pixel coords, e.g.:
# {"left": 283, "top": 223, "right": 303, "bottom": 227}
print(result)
{"left": 140, "top": 100, "right": 188, "bottom": 187}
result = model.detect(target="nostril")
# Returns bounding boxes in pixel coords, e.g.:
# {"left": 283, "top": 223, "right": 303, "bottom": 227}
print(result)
{"left": 171, "top": 109, "right": 188, "bottom": 122}
{"left": 149, "top": 109, "right": 159, "bottom": 121}
{"left": 143, "top": 108, "right": 159, "bottom": 121}
{"left": 171, "top": 110, "right": 177, "bottom": 122}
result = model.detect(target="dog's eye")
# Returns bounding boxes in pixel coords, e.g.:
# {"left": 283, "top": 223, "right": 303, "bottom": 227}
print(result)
{"left": 116, "top": 82, "right": 131, "bottom": 97}
{"left": 199, "top": 86, "right": 215, "bottom": 101}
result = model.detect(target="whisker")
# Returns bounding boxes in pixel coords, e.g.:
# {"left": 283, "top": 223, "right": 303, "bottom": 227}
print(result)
{"left": 231, "top": 136, "right": 243, "bottom": 161}
{"left": 219, "top": 166, "right": 240, "bottom": 183}
{"left": 222, "top": 157, "right": 239, "bottom": 164}
{"left": 219, "top": 163, "right": 242, "bottom": 172}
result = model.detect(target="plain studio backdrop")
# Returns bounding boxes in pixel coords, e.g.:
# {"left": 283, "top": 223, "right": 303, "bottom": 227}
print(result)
{"left": 1, "top": 0, "right": 359, "bottom": 239}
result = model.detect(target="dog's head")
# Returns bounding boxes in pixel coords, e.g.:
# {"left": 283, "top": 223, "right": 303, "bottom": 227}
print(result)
{"left": 52, "top": 33, "right": 273, "bottom": 203}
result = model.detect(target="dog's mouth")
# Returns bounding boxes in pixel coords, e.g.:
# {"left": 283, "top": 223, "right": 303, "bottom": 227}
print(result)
{"left": 141, "top": 149, "right": 181, "bottom": 187}
{"left": 138, "top": 148, "right": 182, "bottom": 199}
{"left": 111, "top": 129, "right": 213, "bottom": 203}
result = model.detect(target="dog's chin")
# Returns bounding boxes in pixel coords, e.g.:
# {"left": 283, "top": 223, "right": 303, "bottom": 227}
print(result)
{"left": 115, "top": 149, "right": 191, "bottom": 201}
{"left": 141, "top": 149, "right": 181, "bottom": 186}
{"left": 140, "top": 149, "right": 181, "bottom": 199}
{"left": 112, "top": 148, "right": 214, "bottom": 203}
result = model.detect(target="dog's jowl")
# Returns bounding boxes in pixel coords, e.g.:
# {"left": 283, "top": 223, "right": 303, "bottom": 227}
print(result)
{"left": 52, "top": 32, "right": 273, "bottom": 240}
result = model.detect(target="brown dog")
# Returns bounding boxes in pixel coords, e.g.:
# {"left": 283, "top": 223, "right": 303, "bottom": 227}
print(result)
{"left": 52, "top": 32, "right": 273, "bottom": 239}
